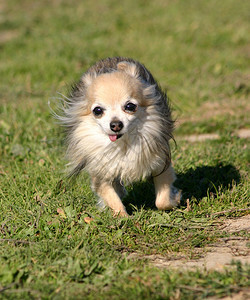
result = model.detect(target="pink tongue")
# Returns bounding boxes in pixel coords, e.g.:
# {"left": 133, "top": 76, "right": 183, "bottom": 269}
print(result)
{"left": 109, "top": 135, "right": 117, "bottom": 142}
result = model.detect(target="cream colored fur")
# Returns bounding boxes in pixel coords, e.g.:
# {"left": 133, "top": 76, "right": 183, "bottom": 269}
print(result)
{"left": 60, "top": 57, "right": 181, "bottom": 216}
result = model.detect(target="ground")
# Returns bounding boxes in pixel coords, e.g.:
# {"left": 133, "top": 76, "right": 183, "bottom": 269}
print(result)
{"left": 0, "top": 0, "right": 249, "bottom": 299}
{"left": 128, "top": 215, "right": 250, "bottom": 271}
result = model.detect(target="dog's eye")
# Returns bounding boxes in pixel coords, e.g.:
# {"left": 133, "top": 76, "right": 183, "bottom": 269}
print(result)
{"left": 93, "top": 106, "right": 103, "bottom": 116}
{"left": 124, "top": 102, "right": 137, "bottom": 113}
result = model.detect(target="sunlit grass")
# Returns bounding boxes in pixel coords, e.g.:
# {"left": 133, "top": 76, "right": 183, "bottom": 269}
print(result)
{"left": 0, "top": 0, "right": 249, "bottom": 298}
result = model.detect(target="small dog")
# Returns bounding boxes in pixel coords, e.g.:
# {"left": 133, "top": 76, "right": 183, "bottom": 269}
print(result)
{"left": 59, "top": 57, "right": 181, "bottom": 216}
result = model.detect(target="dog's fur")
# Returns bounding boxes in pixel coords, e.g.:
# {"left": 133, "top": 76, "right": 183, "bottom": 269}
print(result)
{"left": 59, "top": 57, "right": 181, "bottom": 216}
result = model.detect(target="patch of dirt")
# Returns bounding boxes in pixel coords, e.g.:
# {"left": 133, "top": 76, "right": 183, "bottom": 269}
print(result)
{"left": 179, "top": 133, "right": 220, "bottom": 142}
{"left": 178, "top": 129, "right": 250, "bottom": 142}
{"left": 208, "top": 291, "right": 250, "bottom": 300}
{"left": 223, "top": 215, "right": 250, "bottom": 233}
{"left": 179, "top": 97, "right": 250, "bottom": 124}
{"left": 0, "top": 30, "right": 20, "bottom": 44}
{"left": 127, "top": 215, "right": 250, "bottom": 271}
{"left": 237, "top": 129, "right": 250, "bottom": 139}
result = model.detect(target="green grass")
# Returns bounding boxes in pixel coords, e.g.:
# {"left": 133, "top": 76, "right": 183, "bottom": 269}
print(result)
{"left": 0, "top": 0, "right": 249, "bottom": 299}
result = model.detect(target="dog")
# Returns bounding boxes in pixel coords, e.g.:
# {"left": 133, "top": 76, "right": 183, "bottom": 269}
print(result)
{"left": 59, "top": 57, "right": 181, "bottom": 216}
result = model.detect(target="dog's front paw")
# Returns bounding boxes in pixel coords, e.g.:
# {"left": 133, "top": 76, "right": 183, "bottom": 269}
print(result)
{"left": 155, "top": 186, "right": 181, "bottom": 210}
{"left": 113, "top": 210, "right": 129, "bottom": 217}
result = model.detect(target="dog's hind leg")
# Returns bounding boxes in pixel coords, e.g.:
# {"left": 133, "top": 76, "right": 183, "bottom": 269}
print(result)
{"left": 92, "top": 177, "right": 128, "bottom": 217}
{"left": 153, "top": 164, "right": 181, "bottom": 210}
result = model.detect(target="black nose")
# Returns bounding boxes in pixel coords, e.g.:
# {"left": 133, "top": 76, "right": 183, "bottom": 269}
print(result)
{"left": 110, "top": 120, "right": 124, "bottom": 132}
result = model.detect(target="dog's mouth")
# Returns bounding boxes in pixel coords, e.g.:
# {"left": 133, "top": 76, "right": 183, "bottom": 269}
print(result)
{"left": 108, "top": 134, "right": 123, "bottom": 142}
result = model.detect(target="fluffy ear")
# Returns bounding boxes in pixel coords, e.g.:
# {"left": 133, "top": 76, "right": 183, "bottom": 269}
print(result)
{"left": 81, "top": 72, "right": 96, "bottom": 87}
{"left": 117, "top": 61, "right": 139, "bottom": 78}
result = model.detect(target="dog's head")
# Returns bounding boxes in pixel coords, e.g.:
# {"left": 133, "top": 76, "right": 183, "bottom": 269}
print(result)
{"left": 81, "top": 61, "right": 157, "bottom": 142}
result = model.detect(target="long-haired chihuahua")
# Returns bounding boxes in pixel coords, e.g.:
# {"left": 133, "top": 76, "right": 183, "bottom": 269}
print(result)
{"left": 58, "top": 57, "right": 181, "bottom": 216}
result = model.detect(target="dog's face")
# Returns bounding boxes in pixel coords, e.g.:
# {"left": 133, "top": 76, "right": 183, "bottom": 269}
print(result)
{"left": 85, "top": 71, "right": 149, "bottom": 142}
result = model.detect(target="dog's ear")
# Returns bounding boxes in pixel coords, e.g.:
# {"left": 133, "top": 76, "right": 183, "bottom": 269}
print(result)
{"left": 81, "top": 72, "right": 96, "bottom": 88}
{"left": 117, "top": 61, "right": 138, "bottom": 78}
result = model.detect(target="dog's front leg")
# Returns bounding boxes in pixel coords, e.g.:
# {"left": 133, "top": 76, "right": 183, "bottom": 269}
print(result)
{"left": 92, "top": 177, "right": 128, "bottom": 216}
{"left": 153, "top": 164, "right": 181, "bottom": 210}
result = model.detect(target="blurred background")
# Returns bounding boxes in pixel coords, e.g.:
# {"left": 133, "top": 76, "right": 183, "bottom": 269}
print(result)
{"left": 1, "top": 0, "right": 249, "bottom": 126}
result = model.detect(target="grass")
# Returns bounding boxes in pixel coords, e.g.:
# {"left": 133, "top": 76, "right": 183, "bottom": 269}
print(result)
{"left": 0, "top": 0, "right": 249, "bottom": 299}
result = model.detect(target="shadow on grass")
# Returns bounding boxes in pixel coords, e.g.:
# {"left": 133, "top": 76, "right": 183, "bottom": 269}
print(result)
{"left": 124, "top": 164, "right": 240, "bottom": 214}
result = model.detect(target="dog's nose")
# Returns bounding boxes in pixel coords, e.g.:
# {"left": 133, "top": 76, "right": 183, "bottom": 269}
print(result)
{"left": 110, "top": 120, "right": 124, "bottom": 132}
